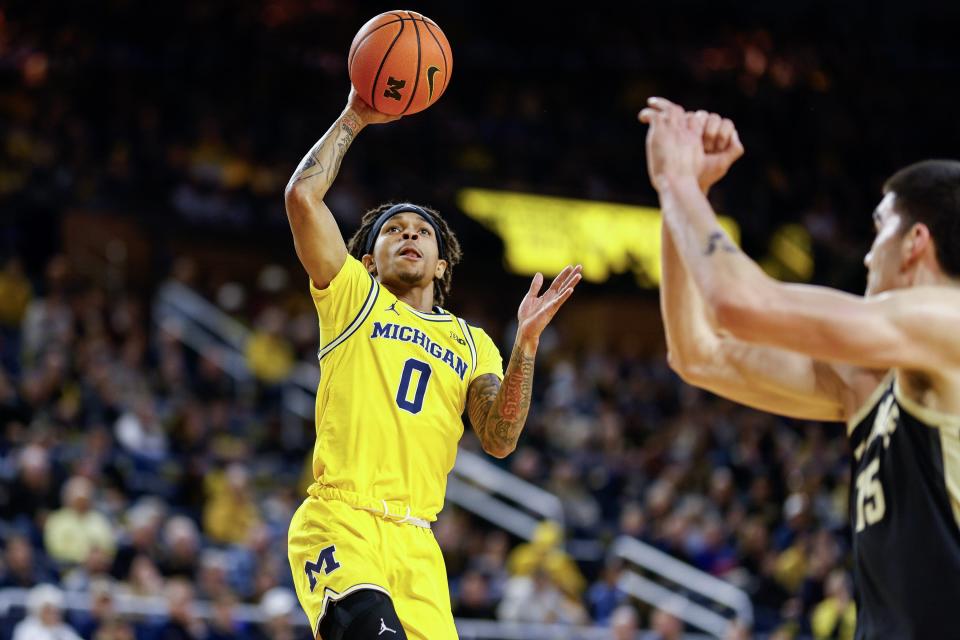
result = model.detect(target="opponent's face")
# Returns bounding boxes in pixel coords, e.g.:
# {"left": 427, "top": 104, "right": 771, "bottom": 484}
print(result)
{"left": 366, "top": 212, "right": 446, "bottom": 290}
{"left": 863, "top": 193, "right": 911, "bottom": 296}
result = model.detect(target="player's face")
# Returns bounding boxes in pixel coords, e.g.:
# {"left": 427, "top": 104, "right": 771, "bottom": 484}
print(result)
{"left": 864, "top": 193, "right": 909, "bottom": 296}
{"left": 371, "top": 212, "right": 446, "bottom": 290}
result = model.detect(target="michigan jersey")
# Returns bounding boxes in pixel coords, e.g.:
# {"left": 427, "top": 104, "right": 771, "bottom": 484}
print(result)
{"left": 307, "top": 255, "right": 503, "bottom": 522}
{"left": 847, "top": 373, "right": 960, "bottom": 639}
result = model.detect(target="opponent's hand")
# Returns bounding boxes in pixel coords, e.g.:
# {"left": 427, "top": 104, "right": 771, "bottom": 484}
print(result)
{"left": 691, "top": 107, "right": 743, "bottom": 192}
{"left": 640, "top": 97, "right": 744, "bottom": 193}
{"left": 516, "top": 264, "right": 582, "bottom": 343}
{"left": 638, "top": 97, "right": 706, "bottom": 192}
{"left": 346, "top": 87, "right": 403, "bottom": 126}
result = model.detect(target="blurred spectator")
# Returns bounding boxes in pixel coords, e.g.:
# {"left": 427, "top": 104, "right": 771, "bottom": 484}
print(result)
{"left": 92, "top": 618, "right": 136, "bottom": 640}
{"left": 20, "top": 256, "right": 73, "bottom": 365}
{"left": 154, "top": 579, "right": 207, "bottom": 640}
{"left": 44, "top": 475, "right": 116, "bottom": 566}
{"left": 159, "top": 516, "right": 201, "bottom": 581}
{"left": 208, "top": 594, "right": 250, "bottom": 640}
{"left": 0, "top": 444, "right": 61, "bottom": 533}
{"left": 689, "top": 515, "right": 738, "bottom": 575}
{"left": 252, "top": 587, "right": 311, "bottom": 640}
{"left": 641, "top": 607, "right": 684, "bottom": 640}
{"left": 0, "top": 257, "right": 32, "bottom": 329}
{"left": 111, "top": 499, "right": 166, "bottom": 581}
{"left": 61, "top": 545, "right": 113, "bottom": 592}
{"left": 197, "top": 550, "right": 232, "bottom": 601}
{"left": 452, "top": 570, "right": 497, "bottom": 619}
{"left": 775, "top": 493, "right": 813, "bottom": 552}
{"left": 0, "top": 366, "right": 30, "bottom": 430}
{"left": 610, "top": 604, "right": 640, "bottom": 640}
{"left": 585, "top": 558, "right": 628, "bottom": 624}
{"left": 473, "top": 530, "right": 510, "bottom": 597}
{"left": 0, "top": 534, "right": 57, "bottom": 588}
{"left": 549, "top": 459, "right": 602, "bottom": 535}
{"left": 203, "top": 463, "right": 262, "bottom": 545}
{"left": 114, "top": 395, "right": 168, "bottom": 461}
{"left": 496, "top": 565, "right": 588, "bottom": 625}
{"left": 12, "top": 584, "right": 83, "bottom": 640}
{"left": 124, "top": 554, "right": 165, "bottom": 597}
{"left": 810, "top": 569, "right": 855, "bottom": 640}
{"left": 618, "top": 502, "right": 648, "bottom": 540}
{"left": 505, "top": 521, "right": 586, "bottom": 599}
{"left": 245, "top": 306, "right": 294, "bottom": 385}
{"left": 0, "top": 257, "right": 32, "bottom": 373}
{"left": 67, "top": 577, "right": 117, "bottom": 639}
{"left": 724, "top": 620, "right": 752, "bottom": 640}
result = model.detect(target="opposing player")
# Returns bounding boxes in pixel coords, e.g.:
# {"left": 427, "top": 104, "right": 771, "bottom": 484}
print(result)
{"left": 283, "top": 88, "right": 581, "bottom": 640}
{"left": 642, "top": 97, "right": 960, "bottom": 639}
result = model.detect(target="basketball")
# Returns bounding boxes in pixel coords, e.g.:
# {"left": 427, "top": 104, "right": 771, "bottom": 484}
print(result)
{"left": 348, "top": 10, "right": 453, "bottom": 116}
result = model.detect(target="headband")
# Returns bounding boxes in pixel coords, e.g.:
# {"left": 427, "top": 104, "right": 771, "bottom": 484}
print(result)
{"left": 364, "top": 203, "right": 446, "bottom": 260}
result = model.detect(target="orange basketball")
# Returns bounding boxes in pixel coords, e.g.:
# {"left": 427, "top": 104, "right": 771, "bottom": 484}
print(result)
{"left": 348, "top": 10, "right": 452, "bottom": 116}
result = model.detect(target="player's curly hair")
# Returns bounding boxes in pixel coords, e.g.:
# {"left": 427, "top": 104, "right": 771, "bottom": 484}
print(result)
{"left": 346, "top": 203, "right": 463, "bottom": 307}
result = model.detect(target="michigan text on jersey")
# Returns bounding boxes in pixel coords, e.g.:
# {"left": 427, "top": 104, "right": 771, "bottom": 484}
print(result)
{"left": 370, "top": 322, "right": 469, "bottom": 380}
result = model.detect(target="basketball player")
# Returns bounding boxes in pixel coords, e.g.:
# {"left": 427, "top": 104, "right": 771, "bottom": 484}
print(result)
{"left": 283, "top": 87, "right": 581, "bottom": 640}
{"left": 641, "top": 97, "right": 960, "bottom": 639}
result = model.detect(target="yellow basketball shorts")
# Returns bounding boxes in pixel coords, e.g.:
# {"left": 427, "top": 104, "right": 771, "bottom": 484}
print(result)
{"left": 288, "top": 496, "right": 458, "bottom": 640}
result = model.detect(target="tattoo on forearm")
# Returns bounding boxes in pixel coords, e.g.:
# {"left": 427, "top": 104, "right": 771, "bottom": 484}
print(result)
{"left": 290, "top": 112, "right": 362, "bottom": 186}
{"left": 481, "top": 345, "right": 535, "bottom": 450}
{"left": 704, "top": 230, "right": 738, "bottom": 256}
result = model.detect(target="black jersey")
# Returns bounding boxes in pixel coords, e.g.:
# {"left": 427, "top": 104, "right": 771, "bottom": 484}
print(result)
{"left": 848, "top": 374, "right": 960, "bottom": 639}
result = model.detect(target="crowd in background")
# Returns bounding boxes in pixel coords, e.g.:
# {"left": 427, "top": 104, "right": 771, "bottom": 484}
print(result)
{"left": 2, "top": 0, "right": 958, "bottom": 638}
{"left": 5, "top": 0, "right": 958, "bottom": 289}
{"left": 0, "top": 249, "right": 855, "bottom": 639}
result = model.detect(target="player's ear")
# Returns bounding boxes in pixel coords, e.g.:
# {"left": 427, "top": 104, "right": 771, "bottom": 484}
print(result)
{"left": 901, "top": 221, "right": 931, "bottom": 269}
{"left": 361, "top": 254, "right": 377, "bottom": 276}
{"left": 434, "top": 259, "right": 447, "bottom": 280}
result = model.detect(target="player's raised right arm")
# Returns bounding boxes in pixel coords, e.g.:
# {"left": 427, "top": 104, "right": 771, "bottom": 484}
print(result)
{"left": 658, "top": 107, "right": 845, "bottom": 421}
{"left": 284, "top": 89, "right": 399, "bottom": 288}
{"left": 662, "top": 223, "right": 845, "bottom": 421}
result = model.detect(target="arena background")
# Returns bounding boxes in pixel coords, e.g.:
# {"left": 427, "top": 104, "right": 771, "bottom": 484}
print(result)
{"left": 1, "top": 1, "right": 957, "bottom": 638}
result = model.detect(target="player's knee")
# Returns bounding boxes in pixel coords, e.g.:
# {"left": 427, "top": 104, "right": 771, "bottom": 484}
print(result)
{"left": 317, "top": 590, "right": 407, "bottom": 640}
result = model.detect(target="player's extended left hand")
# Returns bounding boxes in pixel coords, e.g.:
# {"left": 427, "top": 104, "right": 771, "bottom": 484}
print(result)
{"left": 638, "top": 97, "right": 706, "bottom": 192}
{"left": 516, "top": 264, "right": 583, "bottom": 342}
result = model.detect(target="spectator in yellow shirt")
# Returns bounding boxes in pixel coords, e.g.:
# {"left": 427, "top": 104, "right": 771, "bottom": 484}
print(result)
{"left": 811, "top": 569, "right": 856, "bottom": 640}
{"left": 44, "top": 476, "right": 116, "bottom": 566}
{"left": 203, "top": 462, "right": 261, "bottom": 545}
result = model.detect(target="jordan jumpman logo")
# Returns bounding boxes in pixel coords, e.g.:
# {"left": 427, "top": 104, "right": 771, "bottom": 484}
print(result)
{"left": 378, "top": 618, "right": 397, "bottom": 635}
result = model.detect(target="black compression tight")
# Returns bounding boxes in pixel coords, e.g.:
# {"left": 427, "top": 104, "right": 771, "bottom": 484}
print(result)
{"left": 317, "top": 590, "right": 408, "bottom": 640}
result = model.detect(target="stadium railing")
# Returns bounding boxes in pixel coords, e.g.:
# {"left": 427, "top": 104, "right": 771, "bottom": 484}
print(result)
{"left": 612, "top": 536, "right": 753, "bottom": 635}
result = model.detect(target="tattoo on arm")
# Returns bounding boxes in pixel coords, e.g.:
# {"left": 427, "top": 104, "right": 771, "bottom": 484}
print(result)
{"left": 289, "top": 112, "right": 363, "bottom": 187}
{"left": 467, "top": 374, "right": 501, "bottom": 444}
{"left": 467, "top": 345, "right": 536, "bottom": 456}
{"left": 704, "top": 230, "right": 738, "bottom": 256}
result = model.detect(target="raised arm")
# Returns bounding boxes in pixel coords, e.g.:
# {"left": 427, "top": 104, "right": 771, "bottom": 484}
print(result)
{"left": 658, "top": 110, "right": 845, "bottom": 421}
{"left": 284, "top": 89, "right": 399, "bottom": 288}
{"left": 662, "top": 223, "right": 845, "bottom": 420}
{"left": 466, "top": 265, "right": 582, "bottom": 458}
{"left": 643, "top": 98, "right": 960, "bottom": 379}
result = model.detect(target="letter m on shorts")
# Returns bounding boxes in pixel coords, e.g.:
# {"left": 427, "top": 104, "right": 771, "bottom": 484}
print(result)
{"left": 305, "top": 545, "right": 341, "bottom": 592}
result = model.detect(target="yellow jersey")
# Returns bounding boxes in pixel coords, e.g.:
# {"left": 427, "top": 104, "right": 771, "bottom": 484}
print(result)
{"left": 307, "top": 256, "right": 503, "bottom": 522}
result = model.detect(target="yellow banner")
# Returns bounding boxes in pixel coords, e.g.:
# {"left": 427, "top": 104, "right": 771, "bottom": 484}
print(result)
{"left": 458, "top": 188, "right": 741, "bottom": 286}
